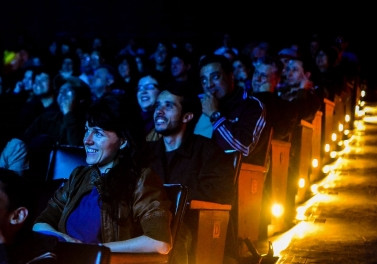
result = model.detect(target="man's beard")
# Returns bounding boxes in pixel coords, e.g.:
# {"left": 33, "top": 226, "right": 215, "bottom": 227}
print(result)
{"left": 156, "top": 120, "right": 182, "bottom": 136}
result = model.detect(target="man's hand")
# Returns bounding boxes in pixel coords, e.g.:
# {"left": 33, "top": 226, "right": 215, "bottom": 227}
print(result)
{"left": 199, "top": 92, "right": 219, "bottom": 117}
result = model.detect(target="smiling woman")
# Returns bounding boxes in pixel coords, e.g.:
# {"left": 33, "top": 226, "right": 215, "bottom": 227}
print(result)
{"left": 33, "top": 94, "right": 173, "bottom": 255}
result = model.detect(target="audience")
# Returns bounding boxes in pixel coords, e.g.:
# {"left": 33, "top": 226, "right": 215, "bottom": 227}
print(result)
{"left": 0, "top": 30, "right": 363, "bottom": 261}
{"left": 33, "top": 94, "right": 172, "bottom": 254}
{"left": 144, "top": 87, "right": 235, "bottom": 264}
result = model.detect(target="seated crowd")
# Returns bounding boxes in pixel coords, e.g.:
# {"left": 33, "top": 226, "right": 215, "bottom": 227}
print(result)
{"left": 0, "top": 31, "right": 360, "bottom": 264}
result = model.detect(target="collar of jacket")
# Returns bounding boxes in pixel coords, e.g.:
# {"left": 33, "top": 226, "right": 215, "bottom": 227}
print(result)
{"left": 220, "top": 86, "right": 244, "bottom": 112}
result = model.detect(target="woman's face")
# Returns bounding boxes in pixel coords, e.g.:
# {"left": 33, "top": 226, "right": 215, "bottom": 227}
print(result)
{"left": 137, "top": 75, "right": 160, "bottom": 112}
{"left": 83, "top": 121, "right": 124, "bottom": 173}
{"left": 118, "top": 59, "right": 130, "bottom": 78}
{"left": 315, "top": 50, "right": 329, "bottom": 71}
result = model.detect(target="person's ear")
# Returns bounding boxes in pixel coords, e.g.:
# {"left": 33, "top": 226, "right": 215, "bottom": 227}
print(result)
{"left": 9, "top": 207, "right": 28, "bottom": 225}
{"left": 182, "top": 112, "right": 194, "bottom": 123}
{"left": 120, "top": 140, "right": 128, "bottom": 150}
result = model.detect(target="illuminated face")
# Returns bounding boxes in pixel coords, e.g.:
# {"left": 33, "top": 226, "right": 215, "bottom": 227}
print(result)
{"left": 137, "top": 76, "right": 160, "bottom": 112}
{"left": 91, "top": 68, "right": 110, "bottom": 98}
{"left": 171, "top": 57, "right": 187, "bottom": 78}
{"left": 252, "top": 64, "right": 279, "bottom": 93}
{"left": 284, "top": 59, "right": 306, "bottom": 86}
{"left": 57, "top": 83, "right": 75, "bottom": 113}
{"left": 33, "top": 73, "right": 50, "bottom": 96}
{"left": 23, "top": 70, "right": 34, "bottom": 91}
{"left": 154, "top": 43, "right": 168, "bottom": 65}
{"left": 232, "top": 60, "right": 248, "bottom": 81}
{"left": 61, "top": 58, "right": 73, "bottom": 73}
{"left": 83, "top": 122, "right": 123, "bottom": 173}
{"left": 315, "top": 50, "right": 329, "bottom": 71}
{"left": 154, "top": 90, "right": 184, "bottom": 136}
{"left": 118, "top": 59, "right": 130, "bottom": 78}
{"left": 200, "top": 62, "right": 233, "bottom": 99}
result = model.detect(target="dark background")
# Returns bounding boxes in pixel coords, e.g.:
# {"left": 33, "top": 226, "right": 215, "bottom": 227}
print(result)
{"left": 1, "top": 1, "right": 375, "bottom": 89}
{"left": 1, "top": 1, "right": 373, "bottom": 46}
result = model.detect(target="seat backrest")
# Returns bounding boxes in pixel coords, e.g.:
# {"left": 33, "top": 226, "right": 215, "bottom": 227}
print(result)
{"left": 163, "top": 183, "right": 189, "bottom": 262}
{"left": 46, "top": 145, "right": 87, "bottom": 181}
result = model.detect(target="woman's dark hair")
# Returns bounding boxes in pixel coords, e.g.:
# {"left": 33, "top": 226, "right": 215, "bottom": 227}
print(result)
{"left": 86, "top": 94, "right": 145, "bottom": 216}
{"left": 115, "top": 54, "right": 139, "bottom": 79}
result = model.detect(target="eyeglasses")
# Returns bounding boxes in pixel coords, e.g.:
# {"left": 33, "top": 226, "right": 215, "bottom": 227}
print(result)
{"left": 137, "top": 83, "right": 158, "bottom": 92}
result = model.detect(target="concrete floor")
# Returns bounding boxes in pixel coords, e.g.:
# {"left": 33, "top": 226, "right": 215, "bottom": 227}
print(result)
{"left": 259, "top": 102, "right": 377, "bottom": 264}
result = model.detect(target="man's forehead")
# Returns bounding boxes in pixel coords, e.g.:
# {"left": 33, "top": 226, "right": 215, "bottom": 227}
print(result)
{"left": 201, "top": 62, "right": 222, "bottom": 73}
{"left": 255, "top": 63, "right": 274, "bottom": 72}
{"left": 287, "top": 59, "right": 303, "bottom": 67}
{"left": 158, "top": 90, "right": 181, "bottom": 102}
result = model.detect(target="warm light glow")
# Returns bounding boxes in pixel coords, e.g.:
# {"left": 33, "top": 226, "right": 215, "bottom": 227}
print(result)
{"left": 312, "top": 159, "right": 318, "bottom": 168}
{"left": 338, "top": 123, "right": 344, "bottom": 132}
{"left": 331, "top": 133, "right": 337, "bottom": 142}
{"left": 271, "top": 159, "right": 344, "bottom": 258}
{"left": 296, "top": 206, "right": 307, "bottom": 221}
{"left": 296, "top": 193, "right": 332, "bottom": 221}
{"left": 322, "top": 165, "right": 330, "bottom": 174}
{"left": 326, "top": 171, "right": 337, "bottom": 182}
{"left": 361, "top": 90, "right": 366, "bottom": 97}
{"left": 344, "top": 129, "right": 350, "bottom": 136}
{"left": 311, "top": 184, "right": 318, "bottom": 194}
{"left": 356, "top": 107, "right": 365, "bottom": 118}
{"left": 355, "top": 120, "right": 365, "bottom": 130}
{"left": 330, "top": 151, "right": 337, "bottom": 159}
{"left": 298, "top": 178, "right": 305, "bottom": 188}
{"left": 360, "top": 101, "right": 365, "bottom": 107}
{"left": 364, "top": 115, "right": 377, "bottom": 123}
{"left": 344, "top": 145, "right": 351, "bottom": 153}
{"left": 271, "top": 203, "right": 284, "bottom": 217}
{"left": 324, "top": 144, "right": 330, "bottom": 152}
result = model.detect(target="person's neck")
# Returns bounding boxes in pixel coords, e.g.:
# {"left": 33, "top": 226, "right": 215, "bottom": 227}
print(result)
{"left": 163, "top": 131, "right": 184, "bottom": 152}
{"left": 175, "top": 74, "right": 188, "bottom": 82}
{"left": 98, "top": 161, "right": 115, "bottom": 174}
{"left": 95, "top": 88, "right": 106, "bottom": 99}
{"left": 156, "top": 64, "right": 166, "bottom": 72}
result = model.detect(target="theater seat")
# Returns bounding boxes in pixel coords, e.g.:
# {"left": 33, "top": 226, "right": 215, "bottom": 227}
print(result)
{"left": 45, "top": 144, "right": 87, "bottom": 181}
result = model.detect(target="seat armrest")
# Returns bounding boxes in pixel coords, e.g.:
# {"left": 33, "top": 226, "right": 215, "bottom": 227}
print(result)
{"left": 110, "top": 252, "right": 168, "bottom": 264}
{"left": 189, "top": 200, "right": 231, "bottom": 210}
